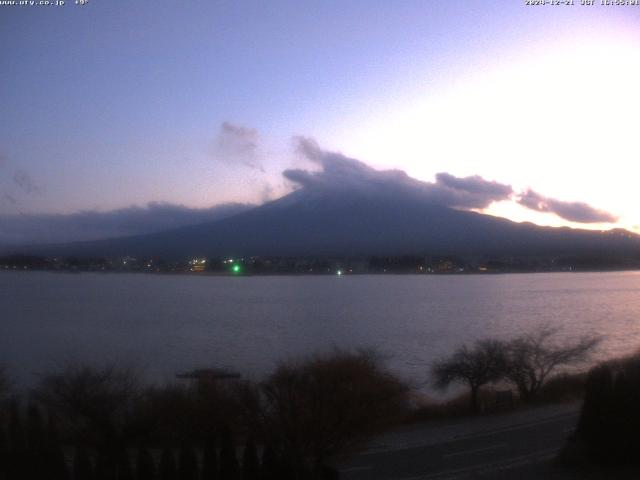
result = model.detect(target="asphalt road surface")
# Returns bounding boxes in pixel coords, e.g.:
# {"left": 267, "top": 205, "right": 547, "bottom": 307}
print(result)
{"left": 338, "top": 406, "right": 580, "bottom": 480}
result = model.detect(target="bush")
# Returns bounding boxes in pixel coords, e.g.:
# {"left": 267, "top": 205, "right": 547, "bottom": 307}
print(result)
{"left": 129, "top": 378, "right": 260, "bottom": 447}
{"left": 219, "top": 425, "right": 239, "bottom": 480}
{"left": 158, "top": 447, "right": 177, "bottom": 480}
{"left": 535, "top": 372, "right": 587, "bottom": 404}
{"left": 73, "top": 447, "right": 95, "bottom": 480}
{"left": 242, "top": 437, "right": 260, "bottom": 480}
{"left": 574, "top": 354, "right": 640, "bottom": 464}
{"left": 262, "top": 349, "right": 409, "bottom": 475}
{"left": 178, "top": 445, "right": 199, "bottom": 480}
{"left": 201, "top": 443, "right": 219, "bottom": 479}
{"left": 0, "top": 367, "right": 10, "bottom": 401}
{"left": 129, "top": 383, "right": 205, "bottom": 445}
{"left": 33, "top": 364, "right": 139, "bottom": 448}
{"left": 136, "top": 446, "right": 156, "bottom": 480}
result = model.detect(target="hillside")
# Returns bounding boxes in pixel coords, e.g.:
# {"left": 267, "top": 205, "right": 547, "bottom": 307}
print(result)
{"left": 12, "top": 186, "right": 640, "bottom": 261}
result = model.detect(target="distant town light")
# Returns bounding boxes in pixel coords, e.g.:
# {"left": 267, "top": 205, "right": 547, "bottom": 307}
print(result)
{"left": 337, "top": 270, "right": 343, "bottom": 276}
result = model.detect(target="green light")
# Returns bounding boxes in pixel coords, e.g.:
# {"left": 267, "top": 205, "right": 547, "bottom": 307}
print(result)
{"left": 232, "top": 264, "right": 241, "bottom": 274}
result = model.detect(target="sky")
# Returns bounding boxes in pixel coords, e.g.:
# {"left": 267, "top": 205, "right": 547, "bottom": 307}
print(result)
{"left": 2, "top": 0, "right": 640, "bottom": 243}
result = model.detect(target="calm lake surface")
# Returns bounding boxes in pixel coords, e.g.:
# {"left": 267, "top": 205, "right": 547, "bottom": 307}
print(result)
{"left": 2, "top": 271, "right": 640, "bottom": 391}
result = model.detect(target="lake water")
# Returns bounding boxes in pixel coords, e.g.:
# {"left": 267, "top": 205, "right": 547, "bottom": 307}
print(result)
{"left": 2, "top": 271, "right": 640, "bottom": 392}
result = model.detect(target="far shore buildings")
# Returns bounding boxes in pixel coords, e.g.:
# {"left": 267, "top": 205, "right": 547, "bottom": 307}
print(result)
{"left": 189, "top": 258, "right": 207, "bottom": 272}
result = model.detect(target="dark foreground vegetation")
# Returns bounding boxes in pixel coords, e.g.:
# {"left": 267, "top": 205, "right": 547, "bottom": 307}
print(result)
{"left": 0, "top": 351, "right": 408, "bottom": 480}
{"left": 0, "top": 329, "right": 606, "bottom": 480}
{"left": 561, "top": 351, "right": 640, "bottom": 469}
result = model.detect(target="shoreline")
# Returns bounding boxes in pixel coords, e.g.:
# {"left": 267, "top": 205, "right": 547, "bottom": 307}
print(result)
{"left": 3, "top": 267, "right": 640, "bottom": 277}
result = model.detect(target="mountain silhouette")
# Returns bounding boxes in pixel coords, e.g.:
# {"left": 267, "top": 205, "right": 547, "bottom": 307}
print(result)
{"left": 15, "top": 184, "right": 640, "bottom": 260}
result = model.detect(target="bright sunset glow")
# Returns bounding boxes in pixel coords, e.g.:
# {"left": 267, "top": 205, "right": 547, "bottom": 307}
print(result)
{"left": 338, "top": 30, "right": 640, "bottom": 232}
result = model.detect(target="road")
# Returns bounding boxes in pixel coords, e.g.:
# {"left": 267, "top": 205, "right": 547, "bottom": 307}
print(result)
{"left": 337, "top": 405, "right": 580, "bottom": 480}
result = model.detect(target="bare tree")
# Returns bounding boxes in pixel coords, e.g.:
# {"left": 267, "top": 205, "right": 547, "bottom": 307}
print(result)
{"left": 504, "top": 327, "right": 600, "bottom": 402}
{"left": 432, "top": 339, "right": 507, "bottom": 413}
{"left": 262, "top": 349, "right": 409, "bottom": 476}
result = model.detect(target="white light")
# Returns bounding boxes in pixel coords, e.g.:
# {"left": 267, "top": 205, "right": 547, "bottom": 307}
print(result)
{"left": 340, "top": 32, "right": 640, "bottom": 230}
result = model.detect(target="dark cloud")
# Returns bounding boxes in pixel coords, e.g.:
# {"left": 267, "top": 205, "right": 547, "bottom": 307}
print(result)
{"left": 214, "top": 121, "right": 263, "bottom": 172}
{"left": 435, "top": 172, "right": 513, "bottom": 197}
{"left": 1, "top": 157, "right": 41, "bottom": 208}
{"left": 13, "top": 169, "right": 40, "bottom": 195}
{"left": 283, "top": 137, "right": 512, "bottom": 209}
{"left": 0, "top": 202, "right": 253, "bottom": 246}
{"left": 518, "top": 189, "right": 618, "bottom": 224}
{"left": 283, "top": 138, "right": 618, "bottom": 223}
{"left": 2, "top": 194, "right": 16, "bottom": 205}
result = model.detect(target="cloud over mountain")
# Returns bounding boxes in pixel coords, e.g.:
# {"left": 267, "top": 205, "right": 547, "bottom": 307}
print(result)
{"left": 518, "top": 189, "right": 618, "bottom": 224}
{"left": 284, "top": 138, "right": 618, "bottom": 223}
{"left": 284, "top": 137, "right": 513, "bottom": 209}
{"left": 0, "top": 202, "right": 252, "bottom": 245}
